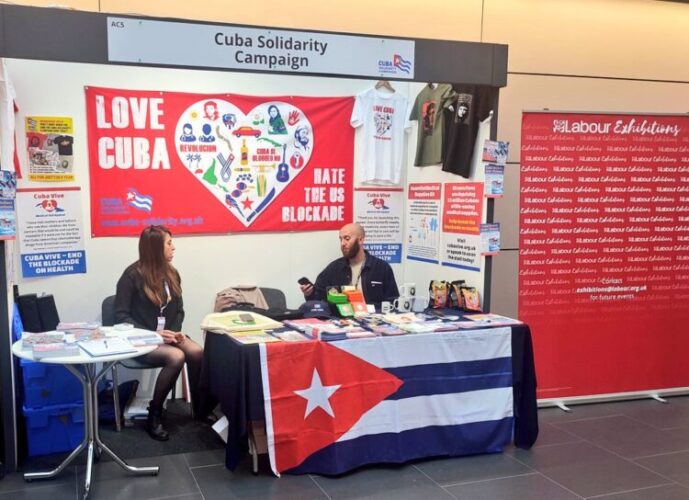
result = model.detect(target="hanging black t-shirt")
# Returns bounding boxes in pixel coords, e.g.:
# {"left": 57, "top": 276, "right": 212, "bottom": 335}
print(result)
{"left": 441, "top": 85, "right": 492, "bottom": 178}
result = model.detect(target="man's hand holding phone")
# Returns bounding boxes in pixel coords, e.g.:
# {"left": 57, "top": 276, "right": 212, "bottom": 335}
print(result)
{"left": 298, "top": 277, "right": 314, "bottom": 297}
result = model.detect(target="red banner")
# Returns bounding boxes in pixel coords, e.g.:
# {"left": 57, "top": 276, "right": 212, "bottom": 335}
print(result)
{"left": 86, "top": 87, "right": 354, "bottom": 236}
{"left": 520, "top": 112, "right": 689, "bottom": 399}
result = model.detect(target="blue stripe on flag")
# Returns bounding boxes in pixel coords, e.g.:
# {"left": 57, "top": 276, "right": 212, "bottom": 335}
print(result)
{"left": 385, "top": 358, "right": 513, "bottom": 400}
{"left": 287, "top": 417, "right": 514, "bottom": 475}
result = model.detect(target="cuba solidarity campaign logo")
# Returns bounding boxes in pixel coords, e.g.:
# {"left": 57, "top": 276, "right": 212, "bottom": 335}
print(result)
{"left": 378, "top": 53, "right": 412, "bottom": 75}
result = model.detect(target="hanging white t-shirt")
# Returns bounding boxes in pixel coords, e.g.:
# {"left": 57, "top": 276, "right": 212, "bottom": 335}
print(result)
{"left": 350, "top": 88, "right": 411, "bottom": 185}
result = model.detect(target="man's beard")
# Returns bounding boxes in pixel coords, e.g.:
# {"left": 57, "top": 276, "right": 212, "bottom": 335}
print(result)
{"left": 342, "top": 240, "right": 360, "bottom": 259}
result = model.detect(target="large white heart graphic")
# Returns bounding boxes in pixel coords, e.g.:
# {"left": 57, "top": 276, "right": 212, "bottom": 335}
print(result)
{"left": 175, "top": 99, "right": 313, "bottom": 226}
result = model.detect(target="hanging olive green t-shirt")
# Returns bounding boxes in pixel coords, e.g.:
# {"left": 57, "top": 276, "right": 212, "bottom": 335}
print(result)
{"left": 409, "top": 83, "right": 455, "bottom": 166}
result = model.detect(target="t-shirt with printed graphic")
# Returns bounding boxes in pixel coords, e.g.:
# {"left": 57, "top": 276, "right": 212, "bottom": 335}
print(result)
{"left": 52, "top": 135, "right": 74, "bottom": 156}
{"left": 351, "top": 88, "right": 411, "bottom": 185}
{"left": 409, "top": 84, "right": 454, "bottom": 166}
{"left": 442, "top": 85, "right": 492, "bottom": 178}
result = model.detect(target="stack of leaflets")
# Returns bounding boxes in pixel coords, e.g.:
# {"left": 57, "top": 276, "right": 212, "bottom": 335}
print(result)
{"left": 382, "top": 312, "right": 423, "bottom": 324}
{"left": 227, "top": 330, "right": 282, "bottom": 344}
{"left": 124, "top": 331, "right": 164, "bottom": 346}
{"left": 283, "top": 318, "right": 330, "bottom": 338}
{"left": 201, "top": 311, "right": 282, "bottom": 334}
{"left": 459, "top": 313, "right": 522, "bottom": 328}
{"left": 22, "top": 331, "right": 80, "bottom": 358}
{"left": 57, "top": 321, "right": 103, "bottom": 341}
{"left": 273, "top": 330, "right": 310, "bottom": 342}
{"left": 398, "top": 321, "right": 443, "bottom": 334}
{"left": 370, "top": 324, "right": 405, "bottom": 336}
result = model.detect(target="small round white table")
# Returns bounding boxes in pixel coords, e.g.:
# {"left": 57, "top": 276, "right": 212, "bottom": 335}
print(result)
{"left": 12, "top": 330, "right": 160, "bottom": 499}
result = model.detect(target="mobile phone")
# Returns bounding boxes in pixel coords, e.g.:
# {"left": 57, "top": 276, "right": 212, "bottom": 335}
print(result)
{"left": 239, "top": 313, "right": 254, "bottom": 323}
{"left": 298, "top": 277, "right": 313, "bottom": 287}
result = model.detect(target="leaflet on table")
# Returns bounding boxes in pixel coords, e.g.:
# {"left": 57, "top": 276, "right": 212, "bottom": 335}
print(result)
{"left": 462, "top": 313, "right": 522, "bottom": 327}
{"left": 78, "top": 337, "right": 138, "bottom": 357}
{"left": 200, "top": 311, "right": 283, "bottom": 333}
{"left": 32, "top": 342, "right": 80, "bottom": 359}
{"left": 124, "top": 332, "right": 164, "bottom": 346}
{"left": 21, "top": 331, "right": 66, "bottom": 350}
{"left": 229, "top": 330, "right": 282, "bottom": 344}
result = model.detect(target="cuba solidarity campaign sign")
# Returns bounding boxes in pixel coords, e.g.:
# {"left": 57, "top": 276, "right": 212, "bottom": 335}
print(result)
{"left": 86, "top": 87, "right": 354, "bottom": 236}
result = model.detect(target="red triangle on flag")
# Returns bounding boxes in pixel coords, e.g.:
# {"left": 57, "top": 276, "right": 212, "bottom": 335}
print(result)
{"left": 263, "top": 341, "right": 403, "bottom": 473}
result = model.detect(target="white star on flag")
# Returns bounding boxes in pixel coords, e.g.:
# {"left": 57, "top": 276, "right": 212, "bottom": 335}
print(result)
{"left": 294, "top": 368, "right": 341, "bottom": 418}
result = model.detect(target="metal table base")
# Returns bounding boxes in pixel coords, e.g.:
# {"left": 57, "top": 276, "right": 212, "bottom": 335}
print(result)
{"left": 24, "top": 360, "right": 159, "bottom": 499}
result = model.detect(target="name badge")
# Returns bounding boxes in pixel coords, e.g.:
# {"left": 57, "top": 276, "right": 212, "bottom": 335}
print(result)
{"left": 156, "top": 316, "right": 165, "bottom": 332}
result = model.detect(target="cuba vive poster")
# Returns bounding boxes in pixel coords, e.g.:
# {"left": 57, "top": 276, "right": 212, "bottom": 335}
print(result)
{"left": 86, "top": 87, "right": 354, "bottom": 236}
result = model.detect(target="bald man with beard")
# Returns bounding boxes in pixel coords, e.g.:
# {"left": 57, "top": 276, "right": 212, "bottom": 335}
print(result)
{"left": 299, "top": 223, "right": 399, "bottom": 308}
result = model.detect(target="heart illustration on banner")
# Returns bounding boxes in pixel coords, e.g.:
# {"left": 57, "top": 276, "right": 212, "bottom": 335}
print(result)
{"left": 174, "top": 99, "right": 313, "bottom": 227}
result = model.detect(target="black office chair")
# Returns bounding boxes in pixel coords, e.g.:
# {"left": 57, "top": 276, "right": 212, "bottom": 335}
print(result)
{"left": 102, "top": 295, "right": 192, "bottom": 431}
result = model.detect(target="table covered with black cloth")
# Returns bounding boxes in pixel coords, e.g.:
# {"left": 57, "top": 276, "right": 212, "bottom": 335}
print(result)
{"left": 198, "top": 324, "right": 539, "bottom": 470}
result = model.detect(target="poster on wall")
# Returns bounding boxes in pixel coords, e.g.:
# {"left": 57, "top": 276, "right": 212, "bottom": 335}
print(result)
{"left": 0, "top": 171, "right": 17, "bottom": 240}
{"left": 354, "top": 187, "right": 403, "bottom": 264}
{"left": 405, "top": 183, "right": 441, "bottom": 264}
{"left": 441, "top": 182, "right": 483, "bottom": 271}
{"left": 17, "top": 187, "right": 86, "bottom": 277}
{"left": 86, "top": 87, "right": 354, "bottom": 236}
{"left": 25, "top": 116, "right": 75, "bottom": 182}
{"left": 520, "top": 112, "right": 689, "bottom": 399}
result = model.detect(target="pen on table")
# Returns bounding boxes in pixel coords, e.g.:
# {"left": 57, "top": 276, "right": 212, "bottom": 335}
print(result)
{"left": 104, "top": 339, "right": 109, "bottom": 349}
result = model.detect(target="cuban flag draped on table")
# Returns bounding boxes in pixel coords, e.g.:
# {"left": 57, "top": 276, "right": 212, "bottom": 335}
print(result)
{"left": 259, "top": 328, "right": 513, "bottom": 475}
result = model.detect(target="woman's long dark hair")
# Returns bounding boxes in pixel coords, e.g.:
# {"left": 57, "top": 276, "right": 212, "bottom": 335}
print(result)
{"left": 137, "top": 225, "right": 181, "bottom": 306}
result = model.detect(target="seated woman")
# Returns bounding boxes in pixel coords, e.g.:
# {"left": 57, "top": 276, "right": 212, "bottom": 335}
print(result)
{"left": 114, "top": 225, "right": 203, "bottom": 441}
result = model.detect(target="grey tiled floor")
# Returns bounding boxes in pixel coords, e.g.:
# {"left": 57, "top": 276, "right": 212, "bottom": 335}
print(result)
{"left": 5, "top": 396, "right": 689, "bottom": 499}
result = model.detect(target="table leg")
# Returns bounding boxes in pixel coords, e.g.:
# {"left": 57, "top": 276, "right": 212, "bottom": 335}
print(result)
{"left": 24, "top": 361, "right": 159, "bottom": 499}
{"left": 24, "top": 365, "right": 89, "bottom": 482}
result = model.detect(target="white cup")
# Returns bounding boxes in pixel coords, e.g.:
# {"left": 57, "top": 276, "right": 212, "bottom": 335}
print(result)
{"left": 381, "top": 301, "right": 392, "bottom": 314}
{"left": 400, "top": 283, "right": 416, "bottom": 297}
{"left": 411, "top": 296, "right": 428, "bottom": 313}
{"left": 393, "top": 297, "right": 412, "bottom": 312}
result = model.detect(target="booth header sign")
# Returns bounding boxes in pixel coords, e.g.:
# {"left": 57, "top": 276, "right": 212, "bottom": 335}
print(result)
{"left": 107, "top": 17, "right": 415, "bottom": 79}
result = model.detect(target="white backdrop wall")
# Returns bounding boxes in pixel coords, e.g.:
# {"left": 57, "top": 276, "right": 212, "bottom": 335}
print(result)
{"left": 7, "top": 59, "right": 490, "bottom": 340}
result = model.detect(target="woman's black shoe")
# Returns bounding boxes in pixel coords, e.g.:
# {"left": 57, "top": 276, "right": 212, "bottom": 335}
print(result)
{"left": 146, "top": 406, "right": 169, "bottom": 441}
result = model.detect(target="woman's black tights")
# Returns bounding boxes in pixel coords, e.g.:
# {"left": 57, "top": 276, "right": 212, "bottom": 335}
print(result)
{"left": 140, "top": 338, "right": 204, "bottom": 409}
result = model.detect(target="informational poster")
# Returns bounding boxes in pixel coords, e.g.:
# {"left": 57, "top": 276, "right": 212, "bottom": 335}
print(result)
{"left": 441, "top": 182, "right": 483, "bottom": 271}
{"left": 17, "top": 187, "right": 86, "bottom": 277}
{"left": 0, "top": 171, "right": 17, "bottom": 240}
{"left": 520, "top": 112, "right": 689, "bottom": 399}
{"left": 405, "top": 183, "right": 441, "bottom": 264}
{"left": 25, "top": 116, "right": 75, "bottom": 182}
{"left": 354, "top": 187, "right": 403, "bottom": 263}
{"left": 480, "top": 223, "right": 500, "bottom": 255}
{"left": 86, "top": 87, "right": 354, "bottom": 236}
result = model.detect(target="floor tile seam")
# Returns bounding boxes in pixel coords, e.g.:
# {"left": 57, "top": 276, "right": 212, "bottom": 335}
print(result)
{"left": 547, "top": 413, "right": 626, "bottom": 426}
{"left": 410, "top": 463, "right": 465, "bottom": 497}
{"left": 623, "top": 412, "right": 689, "bottom": 431}
{"left": 308, "top": 473, "right": 333, "bottom": 499}
{"left": 574, "top": 434, "right": 687, "bottom": 487}
{"left": 186, "top": 462, "right": 206, "bottom": 499}
{"left": 187, "top": 462, "right": 225, "bottom": 470}
{"left": 0, "top": 479, "right": 75, "bottom": 496}
{"left": 536, "top": 470, "right": 587, "bottom": 499}
{"left": 527, "top": 437, "right": 583, "bottom": 449}
{"left": 439, "top": 471, "right": 539, "bottom": 488}
{"left": 148, "top": 492, "right": 205, "bottom": 500}
{"left": 583, "top": 481, "right": 678, "bottom": 499}
{"left": 632, "top": 447, "right": 689, "bottom": 460}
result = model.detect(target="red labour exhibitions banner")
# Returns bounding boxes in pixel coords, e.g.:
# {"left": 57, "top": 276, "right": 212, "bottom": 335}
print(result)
{"left": 86, "top": 87, "right": 354, "bottom": 236}
{"left": 520, "top": 112, "right": 689, "bottom": 400}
